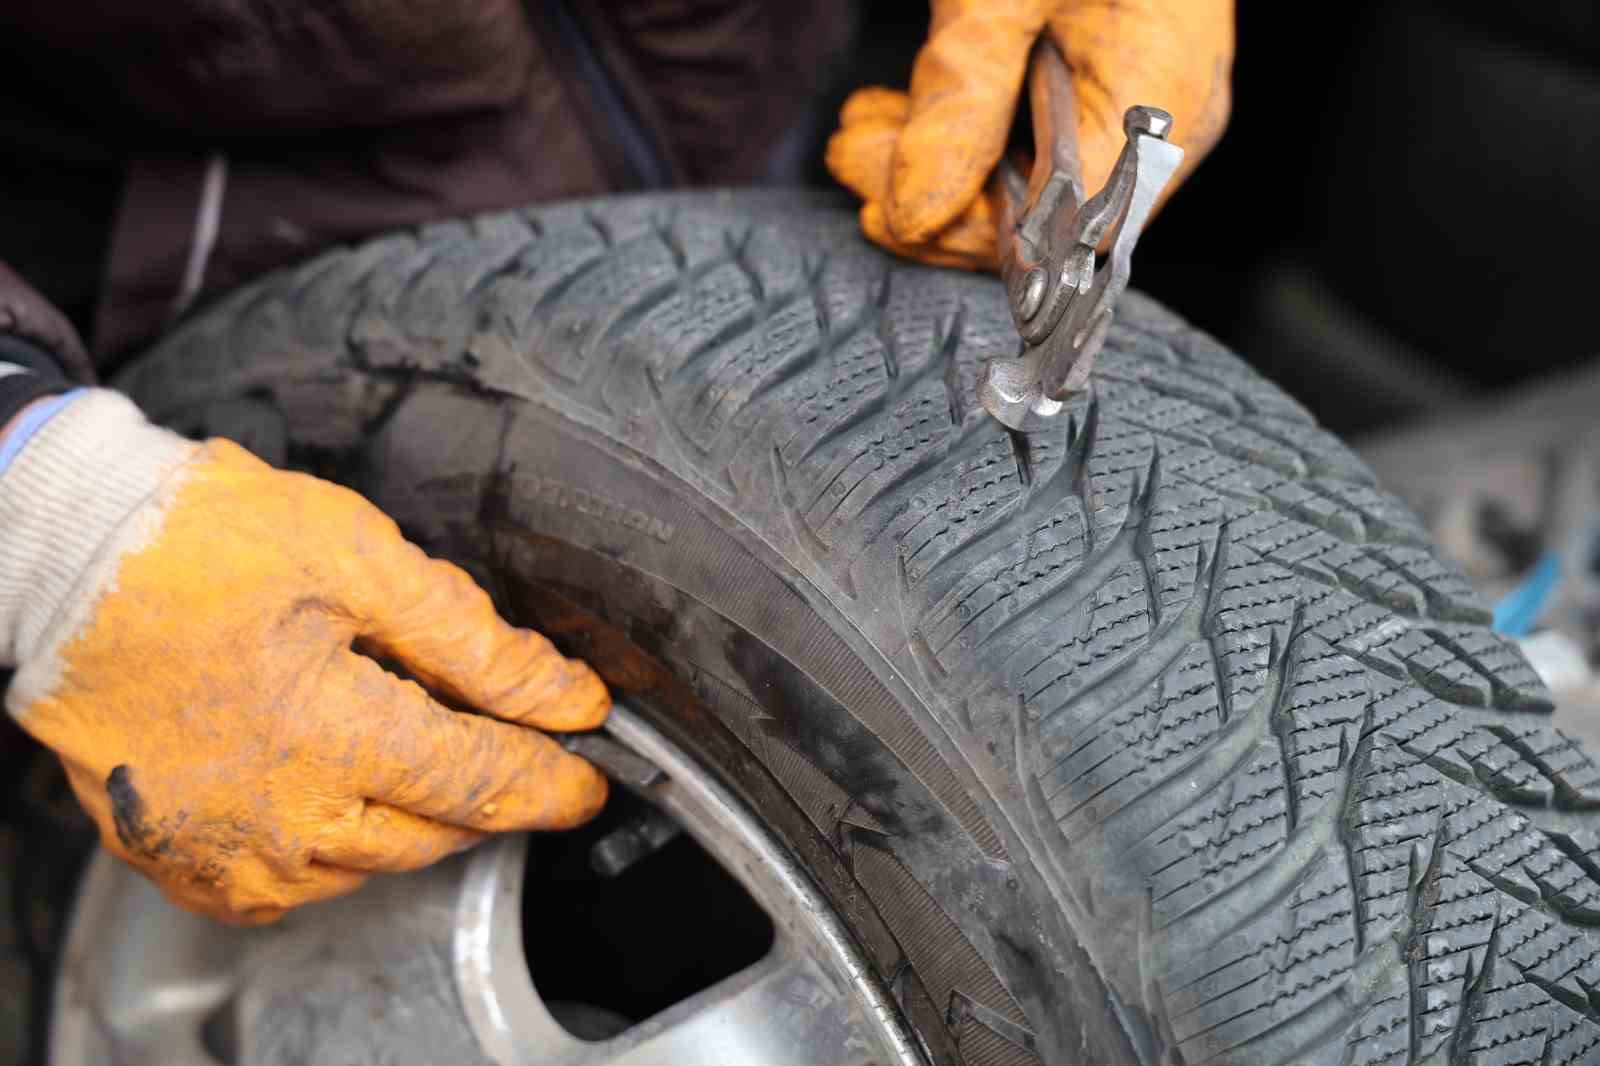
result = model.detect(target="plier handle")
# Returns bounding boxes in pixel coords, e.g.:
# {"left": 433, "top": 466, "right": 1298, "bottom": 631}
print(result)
{"left": 977, "top": 37, "right": 1185, "bottom": 431}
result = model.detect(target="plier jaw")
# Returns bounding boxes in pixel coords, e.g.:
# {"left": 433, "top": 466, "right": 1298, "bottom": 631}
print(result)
{"left": 977, "top": 38, "right": 1186, "bottom": 432}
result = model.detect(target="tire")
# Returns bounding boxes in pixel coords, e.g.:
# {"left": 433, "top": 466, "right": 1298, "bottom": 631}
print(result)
{"left": 119, "top": 191, "right": 1600, "bottom": 1066}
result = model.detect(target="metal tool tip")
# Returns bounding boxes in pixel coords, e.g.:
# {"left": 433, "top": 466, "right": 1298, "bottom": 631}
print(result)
{"left": 1124, "top": 106, "right": 1174, "bottom": 140}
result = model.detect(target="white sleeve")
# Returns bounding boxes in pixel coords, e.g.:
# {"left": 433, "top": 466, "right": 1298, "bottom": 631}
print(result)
{"left": 0, "top": 389, "right": 197, "bottom": 667}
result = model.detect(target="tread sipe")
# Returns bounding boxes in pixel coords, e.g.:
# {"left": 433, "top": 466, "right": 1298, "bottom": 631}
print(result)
{"left": 123, "top": 191, "right": 1600, "bottom": 1066}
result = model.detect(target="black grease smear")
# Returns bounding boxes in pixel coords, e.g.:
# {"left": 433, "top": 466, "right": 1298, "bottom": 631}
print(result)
{"left": 105, "top": 764, "right": 169, "bottom": 856}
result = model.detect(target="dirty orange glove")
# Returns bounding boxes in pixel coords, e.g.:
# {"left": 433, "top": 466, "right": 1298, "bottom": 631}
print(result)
{"left": 0, "top": 391, "right": 608, "bottom": 923}
{"left": 827, "top": 0, "right": 1234, "bottom": 270}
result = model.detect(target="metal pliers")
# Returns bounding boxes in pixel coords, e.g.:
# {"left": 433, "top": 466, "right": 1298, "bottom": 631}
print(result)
{"left": 977, "top": 38, "right": 1185, "bottom": 431}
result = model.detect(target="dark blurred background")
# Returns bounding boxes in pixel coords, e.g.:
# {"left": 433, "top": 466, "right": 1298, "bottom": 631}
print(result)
{"left": 809, "top": 0, "right": 1600, "bottom": 438}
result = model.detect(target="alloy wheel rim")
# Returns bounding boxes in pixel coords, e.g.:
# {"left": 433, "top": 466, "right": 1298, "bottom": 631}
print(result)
{"left": 49, "top": 705, "right": 923, "bottom": 1066}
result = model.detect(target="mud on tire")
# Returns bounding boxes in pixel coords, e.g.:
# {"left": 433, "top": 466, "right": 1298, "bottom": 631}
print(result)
{"left": 121, "top": 191, "right": 1600, "bottom": 1066}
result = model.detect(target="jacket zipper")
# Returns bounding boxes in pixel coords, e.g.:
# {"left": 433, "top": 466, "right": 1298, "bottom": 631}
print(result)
{"left": 541, "top": 0, "right": 672, "bottom": 189}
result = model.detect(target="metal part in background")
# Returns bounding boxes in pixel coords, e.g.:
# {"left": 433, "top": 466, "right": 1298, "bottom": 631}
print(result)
{"left": 1358, "top": 363, "right": 1600, "bottom": 750}
{"left": 978, "top": 36, "right": 1184, "bottom": 431}
{"left": 589, "top": 805, "right": 681, "bottom": 878}
{"left": 49, "top": 707, "right": 923, "bottom": 1066}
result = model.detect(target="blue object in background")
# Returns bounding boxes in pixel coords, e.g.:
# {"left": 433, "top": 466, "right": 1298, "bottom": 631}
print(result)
{"left": 1492, "top": 550, "right": 1561, "bottom": 638}
{"left": 0, "top": 387, "right": 84, "bottom": 474}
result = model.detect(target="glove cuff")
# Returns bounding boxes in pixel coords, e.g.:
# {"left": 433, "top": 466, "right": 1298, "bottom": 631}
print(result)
{"left": 0, "top": 389, "right": 199, "bottom": 668}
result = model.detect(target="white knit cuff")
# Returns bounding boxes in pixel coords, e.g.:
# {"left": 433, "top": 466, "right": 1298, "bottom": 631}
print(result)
{"left": 0, "top": 389, "right": 198, "bottom": 667}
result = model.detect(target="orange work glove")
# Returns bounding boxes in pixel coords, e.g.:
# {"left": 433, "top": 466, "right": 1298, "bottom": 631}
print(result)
{"left": 0, "top": 390, "right": 608, "bottom": 924}
{"left": 827, "top": 0, "right": 1234, "bottom": 270}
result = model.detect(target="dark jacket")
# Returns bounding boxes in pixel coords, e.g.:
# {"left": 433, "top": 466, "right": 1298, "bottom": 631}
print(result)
{"left": 0, "top": 0, "right": 854, "bottom": 382}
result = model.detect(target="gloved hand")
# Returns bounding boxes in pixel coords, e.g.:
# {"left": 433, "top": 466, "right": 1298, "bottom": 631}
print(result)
{"left": 0, "top": 390, "right": 609, "bottom": 924}
{"left": 827, "top": 0, "right": 1234, "bottom": 270}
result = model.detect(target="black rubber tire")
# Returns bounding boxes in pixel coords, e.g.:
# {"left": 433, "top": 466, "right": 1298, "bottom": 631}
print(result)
{"left": 120, "top": 191, "right": 1600, "bottom": 1066}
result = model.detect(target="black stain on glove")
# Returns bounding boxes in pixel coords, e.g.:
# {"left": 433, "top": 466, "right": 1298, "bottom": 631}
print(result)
{"left": 106, "top": 764, "right": 174, "bottom": 858}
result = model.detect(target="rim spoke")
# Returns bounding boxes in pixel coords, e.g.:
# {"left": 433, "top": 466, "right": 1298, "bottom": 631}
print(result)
{"left": 582, "top": 952, "right": 891, "bottom": 1066}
